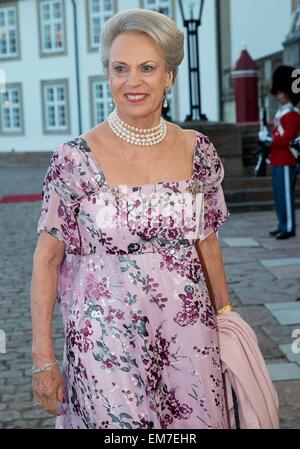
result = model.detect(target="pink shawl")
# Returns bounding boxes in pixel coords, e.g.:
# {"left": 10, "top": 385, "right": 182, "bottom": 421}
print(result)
{"left": 217, "top": 311, "right": 279, "bottom": 429}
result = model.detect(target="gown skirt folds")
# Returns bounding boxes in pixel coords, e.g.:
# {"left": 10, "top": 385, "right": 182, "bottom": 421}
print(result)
{"left": 37, "top": 131, "right": 231, "bottom": 429}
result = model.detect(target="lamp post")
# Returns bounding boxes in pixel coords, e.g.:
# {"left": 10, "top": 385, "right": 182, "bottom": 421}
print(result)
{"left": 178, "top": 0, "right": 207, "bottom": 121}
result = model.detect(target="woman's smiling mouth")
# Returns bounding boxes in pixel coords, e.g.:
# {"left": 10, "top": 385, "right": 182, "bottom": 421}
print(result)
{"left": 125, "top": 94, "right": 149, "bottom": 102}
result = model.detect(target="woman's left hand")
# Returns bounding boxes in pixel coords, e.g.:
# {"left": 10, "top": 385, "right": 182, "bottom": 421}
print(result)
{"left": 32, "top": 365, "right": 65, "bottom": 416}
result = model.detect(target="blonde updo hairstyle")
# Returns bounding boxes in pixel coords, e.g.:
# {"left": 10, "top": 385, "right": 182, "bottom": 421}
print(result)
{"left": 99, "top": 9, "right": 185, "bottom": 86}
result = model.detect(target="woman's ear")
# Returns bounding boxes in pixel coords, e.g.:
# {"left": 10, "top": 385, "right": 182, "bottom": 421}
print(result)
{"left": 167, "top": 69, "right": 174, "bottom": 89}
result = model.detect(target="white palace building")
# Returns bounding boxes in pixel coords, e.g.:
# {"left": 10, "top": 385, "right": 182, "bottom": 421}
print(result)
{"left": 0, "top": 0, "right": 297, "bottom": 152}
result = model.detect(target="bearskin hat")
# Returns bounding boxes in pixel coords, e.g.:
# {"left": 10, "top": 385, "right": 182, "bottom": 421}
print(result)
{"left": 271, "top": 65, "right": 300, "bottom": 105}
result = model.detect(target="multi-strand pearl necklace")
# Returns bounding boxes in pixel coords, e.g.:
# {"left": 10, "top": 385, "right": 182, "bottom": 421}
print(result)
{"left": 108, "top": 109, "right": 167, "bottom": 146}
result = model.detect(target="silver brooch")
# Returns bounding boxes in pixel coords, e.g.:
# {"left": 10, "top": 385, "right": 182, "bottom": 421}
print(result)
{"left": 186, "top": 180, "right": 203, "bottom": 197}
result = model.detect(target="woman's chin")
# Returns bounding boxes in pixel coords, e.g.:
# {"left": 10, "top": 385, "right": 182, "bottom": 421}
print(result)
{"left": 119, "top": 106, "right": 156, "bottom": 120}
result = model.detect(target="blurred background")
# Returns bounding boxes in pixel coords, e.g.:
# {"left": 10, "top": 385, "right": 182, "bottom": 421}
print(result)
{"left": 0, "top": 0, "right": 299, "bottom": 429}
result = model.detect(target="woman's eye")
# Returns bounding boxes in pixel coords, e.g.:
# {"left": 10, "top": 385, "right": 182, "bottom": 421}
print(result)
{"left": 142, "top": 65, "right": 155, "bottom": 72}
{"left": 114, "top": 66, "right": 126, "bottom": 73}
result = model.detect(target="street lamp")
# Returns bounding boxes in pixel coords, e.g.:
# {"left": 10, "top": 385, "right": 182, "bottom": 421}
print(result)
{"left": 178, "top": 0, "right": 207, "bottom": 121}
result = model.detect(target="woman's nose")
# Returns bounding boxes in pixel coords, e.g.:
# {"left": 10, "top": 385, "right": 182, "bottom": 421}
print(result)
{"left": 127, "top": 69, "right": 142, "bottom": 86}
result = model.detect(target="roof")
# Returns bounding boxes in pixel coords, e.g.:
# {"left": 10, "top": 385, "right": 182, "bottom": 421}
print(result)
{"left": 235, "top": 49, "right": 258, "bottom": 71}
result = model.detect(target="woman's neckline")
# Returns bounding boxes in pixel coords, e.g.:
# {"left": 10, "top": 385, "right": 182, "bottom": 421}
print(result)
{"left": 77, "top": 130, "right": 199, "bottom": 190}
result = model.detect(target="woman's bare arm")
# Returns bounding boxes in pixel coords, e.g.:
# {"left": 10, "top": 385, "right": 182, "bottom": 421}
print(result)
{"left": 30, "top": 231, "right": 65, "bottom": 415}
{"left": 31, "top": 232, "right": 65, "bottom": 360}
{"left": 195, "top": 232, "right": 231, "bottom": 311}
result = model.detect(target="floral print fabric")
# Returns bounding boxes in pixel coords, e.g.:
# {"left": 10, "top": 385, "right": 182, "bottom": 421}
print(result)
{"left": 37, "top": 130, "right": 230, "bottom": 429}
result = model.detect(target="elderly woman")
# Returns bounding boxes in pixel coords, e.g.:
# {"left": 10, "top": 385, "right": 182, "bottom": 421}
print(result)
{"left": 31, "top": 9, "right": 232, "bottom": 429}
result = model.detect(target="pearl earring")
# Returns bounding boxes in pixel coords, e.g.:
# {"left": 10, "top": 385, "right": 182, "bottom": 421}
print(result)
{"left": 163, "top": 89, "right": 169, "bottom": 109}
{"left": 109, "top": 97, "right": 115, "bottom": 109}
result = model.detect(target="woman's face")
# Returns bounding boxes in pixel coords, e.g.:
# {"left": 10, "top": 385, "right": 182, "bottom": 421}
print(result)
{"left": 108, "top": 32, "right": 173, "bottom": 125}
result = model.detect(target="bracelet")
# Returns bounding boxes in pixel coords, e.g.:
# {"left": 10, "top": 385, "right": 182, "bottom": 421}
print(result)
{"left": 216, "top": 301, "right": 234, "bottom": 315}
{"left": 32, "top": 360, "right": 59, "bottom": 374}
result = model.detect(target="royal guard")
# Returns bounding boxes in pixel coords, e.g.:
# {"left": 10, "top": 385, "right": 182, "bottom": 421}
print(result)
{"left": 259, "top": 65, "right": 300, "bottom": 239}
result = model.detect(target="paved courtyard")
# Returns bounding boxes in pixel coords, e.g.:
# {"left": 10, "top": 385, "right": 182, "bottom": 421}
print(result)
{"left": 0, "top": 163, "right": 299, "bottom": 429}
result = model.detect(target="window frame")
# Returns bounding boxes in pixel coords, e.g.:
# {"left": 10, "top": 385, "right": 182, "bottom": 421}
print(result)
{"left": 41, "top": 79, "right": 71, "bottom": 135}
{"left": 89, "top": 75, "right": 112, "bottom": 127}
{"left": 86, "top": 0, "right": 117, "bottom": 53}
{"left": 37, "top": 0, "right": 67, "bottom": 58}
{"left": 139, "top": 0, "right": 178, "bottom": 120}
{"left": 0, "top": 1, "right": 21, "bottom": 62}
{"left": 0, "top": 82, "right": 24, "bottom": 136}
{"left": 139, "top": 0, "right": 175, "bottom": 19}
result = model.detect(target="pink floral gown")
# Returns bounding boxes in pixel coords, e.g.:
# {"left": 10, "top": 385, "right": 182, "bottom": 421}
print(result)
{"left": 37, "top": 130, "right": 231, "bottom": 429}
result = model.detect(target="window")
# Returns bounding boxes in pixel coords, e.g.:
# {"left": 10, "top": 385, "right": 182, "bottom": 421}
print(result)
{"left": 0, "top": 84, "right": 23, "bottom": 134}
{"left": 141, "top": 0, "right": 173, "bottom": 17}
{"left": 90, "top": 77, "right": 112, "bottom": 126}
{"left": 87, "top": 0, "right": 116, "bottom": 51}
{"left": 41, "top": 80, "right": 70, "bottom": 133}
{"left": 141, "top": 0, "right": 176, "bottom": 120}
{"left": 39, "top": 0, "right": 66, "bottom": 55}
{"left": 0, "top": 3, "right": 19, "bottom": 60}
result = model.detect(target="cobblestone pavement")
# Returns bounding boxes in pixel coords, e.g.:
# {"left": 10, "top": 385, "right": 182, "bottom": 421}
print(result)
{"left": 0, "top": 164, "right": 299, "bottom": 429}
